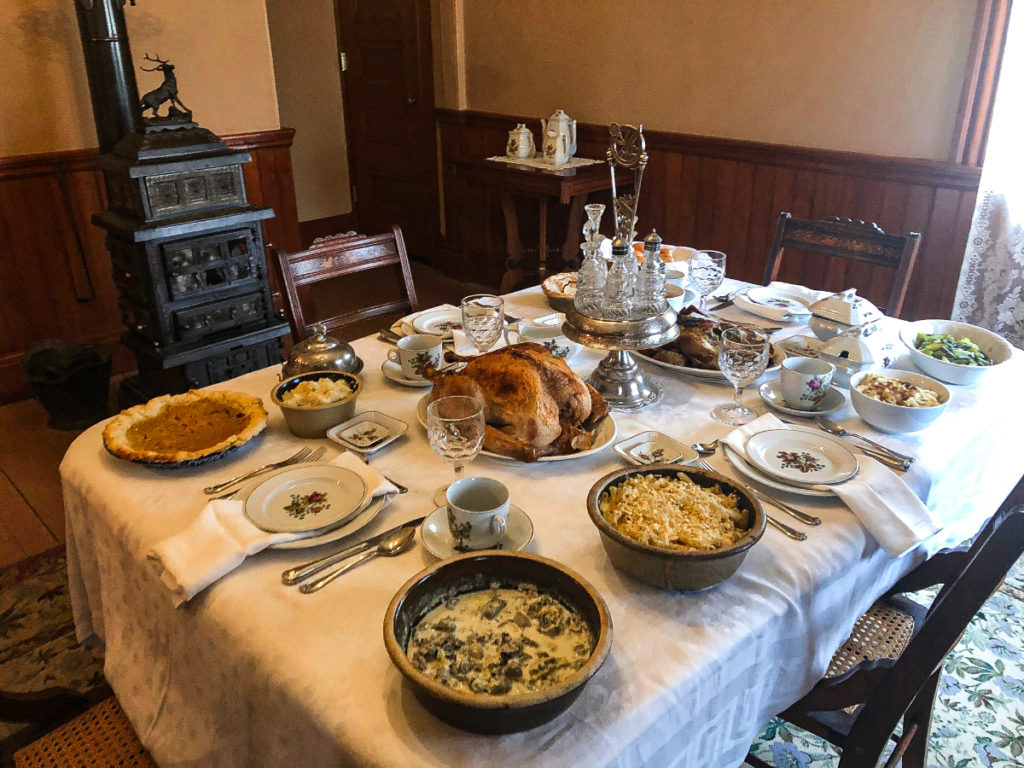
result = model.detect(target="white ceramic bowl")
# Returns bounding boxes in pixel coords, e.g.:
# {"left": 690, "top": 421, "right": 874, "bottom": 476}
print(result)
{"left": 900, "top": 320, "right": 1012, "bottom": 385}
{"left": 666, "top": 283, "right": 698, "bottom": 312}
{"left": 848, "top": 369, "right": 950, "bottom": 434}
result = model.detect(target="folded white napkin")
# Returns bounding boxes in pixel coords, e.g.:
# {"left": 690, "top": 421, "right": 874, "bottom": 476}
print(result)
{"left": 148, "top": 452, "right": 398, "bottom": 607}
{"left": 724, "top": 413, "right": 939, "bottom": 557}
{"left": 390, "top": 304, "right": 457, "bottom": 339}
{"left": 733, "top": 282, "right": 831, "bottom": 323}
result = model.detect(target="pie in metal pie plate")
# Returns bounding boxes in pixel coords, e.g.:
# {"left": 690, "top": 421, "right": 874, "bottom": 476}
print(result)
{"left": 243, "top": 463, "right": 369, "bottom": 533}
{"left": 416, "top": 395, "right": 616, "bottom": 462}
{"left": 102, "top": 390, "right": 267, "bottom": 466}
{"left": 744, "top": 429, "right": 858, "bottom": 485}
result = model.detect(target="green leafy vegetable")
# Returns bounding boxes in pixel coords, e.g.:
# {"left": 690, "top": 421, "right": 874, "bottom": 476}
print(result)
{"left": 914, "top": 332, "right": 993, "bottom": 366}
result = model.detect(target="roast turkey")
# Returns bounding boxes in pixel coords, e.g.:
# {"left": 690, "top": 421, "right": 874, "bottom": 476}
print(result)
{"left": 429, "top": 343, "right": 610, "bottom": 462}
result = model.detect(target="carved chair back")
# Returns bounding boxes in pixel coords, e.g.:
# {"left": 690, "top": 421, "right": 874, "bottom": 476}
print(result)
{"left": 763, "top": 212, "right": 922, "bottom": 316}
{"left": 272, "top": 226, "right": 419, "bottom": 341}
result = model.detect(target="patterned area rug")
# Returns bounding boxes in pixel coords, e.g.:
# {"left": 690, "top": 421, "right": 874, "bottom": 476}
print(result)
{"left": 0, "top": 546, "right": 105, "bottom": 742}
{"left": 748, "top": 554, "right": 1024, "bottom": 767}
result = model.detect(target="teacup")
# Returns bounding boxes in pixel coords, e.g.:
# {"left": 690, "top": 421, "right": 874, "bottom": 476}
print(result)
{"left": 387, "top": 334, "right": 442, "bottom": 381}
{"left": 445, "top": 476, "right": 510, "bottom": 551}
{"left": 780, "top": 357, "right": 835, "bottom": 410}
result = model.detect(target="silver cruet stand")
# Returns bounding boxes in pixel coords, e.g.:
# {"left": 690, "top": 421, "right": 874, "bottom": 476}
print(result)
{"left": 561, "top": 124, "right": 678, "bottom": 411}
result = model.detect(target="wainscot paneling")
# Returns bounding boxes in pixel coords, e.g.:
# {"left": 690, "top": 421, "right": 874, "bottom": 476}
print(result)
{"left": 435, "top": 109, "right": 981, "bottom": 323}
{"left": 0, "top": 128, "right": 298, "bottom": 405}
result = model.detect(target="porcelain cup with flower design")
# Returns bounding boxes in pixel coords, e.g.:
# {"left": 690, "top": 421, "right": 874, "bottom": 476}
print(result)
{"left": 387, "top": 334, "right": 442, "bottom": 381}
{"left": 780, "top": 357, "right": 835, "bottom": 411}
{"left": 445, "top": 476, "right": 510, "bottom": 551}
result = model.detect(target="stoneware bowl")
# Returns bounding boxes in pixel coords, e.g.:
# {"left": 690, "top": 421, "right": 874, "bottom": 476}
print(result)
{"left": 899, "top": 319, "right": 1012, "bottom": 386}
{"left": 271, "top": 371, "right": 362, "bottom": 438}
{"left": 587, "top": 464, "right": 765, "bottom": 591}
{"left": 848, "top": 369, "right": 950, "bottom": 434}
{"left": 383, "top": 550, "right": 612, "bottom": 734}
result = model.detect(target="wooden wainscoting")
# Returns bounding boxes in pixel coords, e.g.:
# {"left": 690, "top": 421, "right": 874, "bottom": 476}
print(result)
{"left": 0, "top": 128, "right": 299, "bottom": 405}
{"left": 435, "top": 109, "right": 981, "bottom": 322}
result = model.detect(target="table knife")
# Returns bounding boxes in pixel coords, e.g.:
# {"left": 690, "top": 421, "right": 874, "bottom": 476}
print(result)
{"left": 281, "top": 516, "right": 425, "bottom": 586}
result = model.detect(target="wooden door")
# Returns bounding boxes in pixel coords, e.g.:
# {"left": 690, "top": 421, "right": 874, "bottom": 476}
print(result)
{"left": 334, "top": 0, "right": 438, "bottom": 259}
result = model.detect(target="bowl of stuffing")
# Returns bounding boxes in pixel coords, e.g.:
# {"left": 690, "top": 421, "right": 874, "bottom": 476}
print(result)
{"left": 272, "top": 371, "right": 361, "bottom": 438}
{"left": 383, "top": 550, "right": 612, "bottom": 733}
{"left": 586, "top": 465, "right": 765, "bottom": 590}
{"left": 849, "top": 369, "right": 950, "bottom": 434}
{"left": 899, "top": 320, "right": 1012, "bottom": 386}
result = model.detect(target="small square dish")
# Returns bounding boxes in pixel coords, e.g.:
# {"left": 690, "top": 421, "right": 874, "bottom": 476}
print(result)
{"left": 327, "top": 411, "right": 408, "bottom": 454}
{"left": 613, "top": 431, "right": 697, "bottom": 466}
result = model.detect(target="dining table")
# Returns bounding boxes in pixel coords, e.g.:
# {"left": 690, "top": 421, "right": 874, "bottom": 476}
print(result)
{"left": 61, "top": 279, "right": 1024, "bottom": 768}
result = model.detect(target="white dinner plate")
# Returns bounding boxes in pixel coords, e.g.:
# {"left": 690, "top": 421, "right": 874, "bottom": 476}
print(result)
{"left": 636, "top": 345, "right": 785, "bottom": 382}
{"left": 758, "top": 380, "right": 847, "bottom": 417}
{"left": 420, "top": 504, "right": 534, "bottom": 559}
{"left": 412, "top": 308, "right": 463, "bottom": 339}
{"left": 723, "top": 443, "right": 833, "bottom": 498}
{"left": 745, "top": 429, "right": 858, "bottom": 485}
{"left": 416, "top": 394, "right": 616, "bottom": 462}
{"left": 243, "top": 463, "right": 368, "bottom": 533}
{"left": 745, "top": 287, "right": 812, "bottom": 315}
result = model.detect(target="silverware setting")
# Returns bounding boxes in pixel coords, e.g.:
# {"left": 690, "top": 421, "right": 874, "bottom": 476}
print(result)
{"left": 814, "top": 416, "right": 915, "bottom": 465}
{"left": 299, "top": 526, "right": 417, "bottom": 593}
{"left": 204, "top": 446, "right": 327, "bottom": 496}
{"left": 776, "top": 417, "right": 910, "bottom": 471}
{"left": 707, "top": 287, "right": 750, "bottom": 312}
{"left": 282, "top": 516, "right": 425, "bottom": 587}
{"left": 689, "top": 458, "right": 807, "bottom": 541}
{"left": 690, "top": 444, "right": 820, "bottom": 527}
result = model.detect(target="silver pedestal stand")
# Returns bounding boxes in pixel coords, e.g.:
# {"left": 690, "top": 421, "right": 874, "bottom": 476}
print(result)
{"left": 562, "top": 306, "right": 678, "bottom": 411}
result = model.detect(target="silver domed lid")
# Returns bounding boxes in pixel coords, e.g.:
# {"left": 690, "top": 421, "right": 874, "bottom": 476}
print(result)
{"left": 283, "top": 323, "right": 363, "bottom": 377}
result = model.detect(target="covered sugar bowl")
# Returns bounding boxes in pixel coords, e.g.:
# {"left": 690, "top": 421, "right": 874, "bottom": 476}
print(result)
{"left": 807, "top": 288, "right": 883, "bottom": 341}
{"left": 282, "top": 323, "right": 363, "bottom": 378}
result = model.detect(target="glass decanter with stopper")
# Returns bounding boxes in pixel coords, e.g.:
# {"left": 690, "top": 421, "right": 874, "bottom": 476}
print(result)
{"left": 574, "top": 203, "right": 607, "bottom": 316}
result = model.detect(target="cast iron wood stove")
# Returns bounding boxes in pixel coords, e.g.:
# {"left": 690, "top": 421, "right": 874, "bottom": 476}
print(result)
{"left": 75, "top": 0, "right": 288, "bottom": 405}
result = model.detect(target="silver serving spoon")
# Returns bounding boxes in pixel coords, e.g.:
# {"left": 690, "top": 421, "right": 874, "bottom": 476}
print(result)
{"left": 692, "top": 440, "right": 720, "bottom": 456}
{"left": 299, "top": 526, "right": 416, "bottom": 594}
{"left": 814, "top": 417, "right": 915, "bottom": 465}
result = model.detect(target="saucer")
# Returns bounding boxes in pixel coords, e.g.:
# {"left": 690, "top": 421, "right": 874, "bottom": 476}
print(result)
{"left": 758, "top": 379, "right": 846, "bottom": 417}
{"left": 421, "top": 504, "right": 534, "bottom": 559}
{"left": 381, "top": 359, "right": 432, "bottom": 388}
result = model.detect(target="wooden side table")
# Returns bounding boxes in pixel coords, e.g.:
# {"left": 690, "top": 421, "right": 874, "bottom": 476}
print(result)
{"left": 454, "top": 158, "right": 625, "bottom": 293}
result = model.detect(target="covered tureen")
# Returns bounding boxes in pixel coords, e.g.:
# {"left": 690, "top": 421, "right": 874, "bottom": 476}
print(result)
{"left": 808, "top": 290, "right": 895, "bottom": 386}
{"left": 282, "top": 323, "right": 363, "bottom": 378}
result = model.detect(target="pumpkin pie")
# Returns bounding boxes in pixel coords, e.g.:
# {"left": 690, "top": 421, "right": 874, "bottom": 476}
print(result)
{"left": 103, "top": 390, "right": 268, "bottom": 464}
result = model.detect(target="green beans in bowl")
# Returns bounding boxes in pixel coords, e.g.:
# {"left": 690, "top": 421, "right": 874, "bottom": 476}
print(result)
{"left": 900, "top": 320, "right": 1011, "bottom": 385}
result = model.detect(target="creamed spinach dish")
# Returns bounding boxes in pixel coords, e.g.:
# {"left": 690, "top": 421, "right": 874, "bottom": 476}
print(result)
{"left": 406, "top": 582, "right": 594, "bottom": 695}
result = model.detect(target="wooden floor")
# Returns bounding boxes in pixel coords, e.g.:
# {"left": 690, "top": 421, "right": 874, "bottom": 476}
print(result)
{"left": 0, "top": 261, "right": 491, "bottom": 569}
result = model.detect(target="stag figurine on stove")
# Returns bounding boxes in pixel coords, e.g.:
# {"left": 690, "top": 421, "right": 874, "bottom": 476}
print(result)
{"left": 138, "top": 53, "right": 191, "bottom": 121}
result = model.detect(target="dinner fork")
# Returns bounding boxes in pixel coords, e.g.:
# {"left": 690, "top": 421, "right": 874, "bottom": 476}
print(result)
{"left": 203, "top": 446, "right": 322, "bottom": 495}
{"left": 690, "top": 459, "right": 807, "bottom": 541}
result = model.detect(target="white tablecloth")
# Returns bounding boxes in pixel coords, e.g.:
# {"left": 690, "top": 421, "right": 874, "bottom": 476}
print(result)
{"left": 62, "top": 283, "right": 1024, "bottom": 767}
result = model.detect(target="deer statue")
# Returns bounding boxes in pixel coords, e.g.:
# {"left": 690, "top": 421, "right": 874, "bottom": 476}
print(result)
{"left": 138, "top": 53, "right": 191, "bottom": 120}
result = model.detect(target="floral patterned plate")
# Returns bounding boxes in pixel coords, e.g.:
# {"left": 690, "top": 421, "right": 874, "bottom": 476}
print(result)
{"left": 758, "top": 380, "right": 847, "bottom": 417}
{"left": 328, "top": 412, "right": 408, "bottom": 454}
{"left": 243, "top": 463, "right": 369, "bottom": 533}
{"left": 723, "top": 444, "right": 832, "bottom": 498}
{"left": 745, "top": 287, "right": 812, "bottom": 315}
{"left": 420, "top": 504, "right": 534, "bottom": 559}
{"left": 412, "top": 308, "right": 463, "bottom": 339}
{"left": 744, "top": 429, "right": 858, "bottom": 485}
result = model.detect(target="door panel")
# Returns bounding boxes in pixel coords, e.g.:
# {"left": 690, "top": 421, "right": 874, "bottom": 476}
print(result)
{"left": 335, "top": 0, "right": 438, "bottom": 259}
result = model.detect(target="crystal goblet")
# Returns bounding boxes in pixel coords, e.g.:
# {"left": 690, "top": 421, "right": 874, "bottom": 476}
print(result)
{"left": 712, "top": 326, "right": 770, "bottom": 425}
{"left": 426, "top": 395, "right": 486, "bottom": 506}
{"left": 689, "top": 250, "right": 727, "bottom": 311}
{"left": 461, "top": 294, "right": 505, "bottom": 354}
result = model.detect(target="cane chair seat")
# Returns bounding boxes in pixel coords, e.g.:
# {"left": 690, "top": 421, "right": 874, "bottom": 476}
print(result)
{"left": 826, "top": 601, "right": 916, "bottom": 681}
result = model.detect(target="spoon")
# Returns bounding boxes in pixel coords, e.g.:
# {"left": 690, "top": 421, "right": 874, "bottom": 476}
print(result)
{"left": 692, "top": 440, "right": 720, "bottom": 456}
{"left": 814, "top": 417, "right": 915, "bottom": 465}
{"left": 299, "top": 526, "right": 416, "bottom": 594}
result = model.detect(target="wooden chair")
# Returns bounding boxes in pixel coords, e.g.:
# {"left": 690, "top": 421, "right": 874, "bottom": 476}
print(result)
{"left": 763, "top": 213, "right": 922, "bottom": 316}
{"left": 272, "top": 225, "right": 419, "bottom": 342}
{"left": 746, "top": 474, "right": 1024, "bottom": 768}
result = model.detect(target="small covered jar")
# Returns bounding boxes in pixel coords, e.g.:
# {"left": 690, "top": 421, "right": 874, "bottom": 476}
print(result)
{"left": 282, "top": 323, "right": 363, "bottom": 378}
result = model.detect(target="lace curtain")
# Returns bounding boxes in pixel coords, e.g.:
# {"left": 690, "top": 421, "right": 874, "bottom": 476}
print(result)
{"left": 953, "top": 2, "right": 1024, "bottom": 345}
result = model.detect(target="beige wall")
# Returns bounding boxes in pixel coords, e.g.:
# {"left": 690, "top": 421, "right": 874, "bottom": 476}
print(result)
{"left": 1, "top": 0, "right": 280, "bottom": 156}
{"left": 266, "top": 0, "right": 351, "bottom": 221}
{"left": 458, "top": 0, "right": 976, "bottom": 161}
